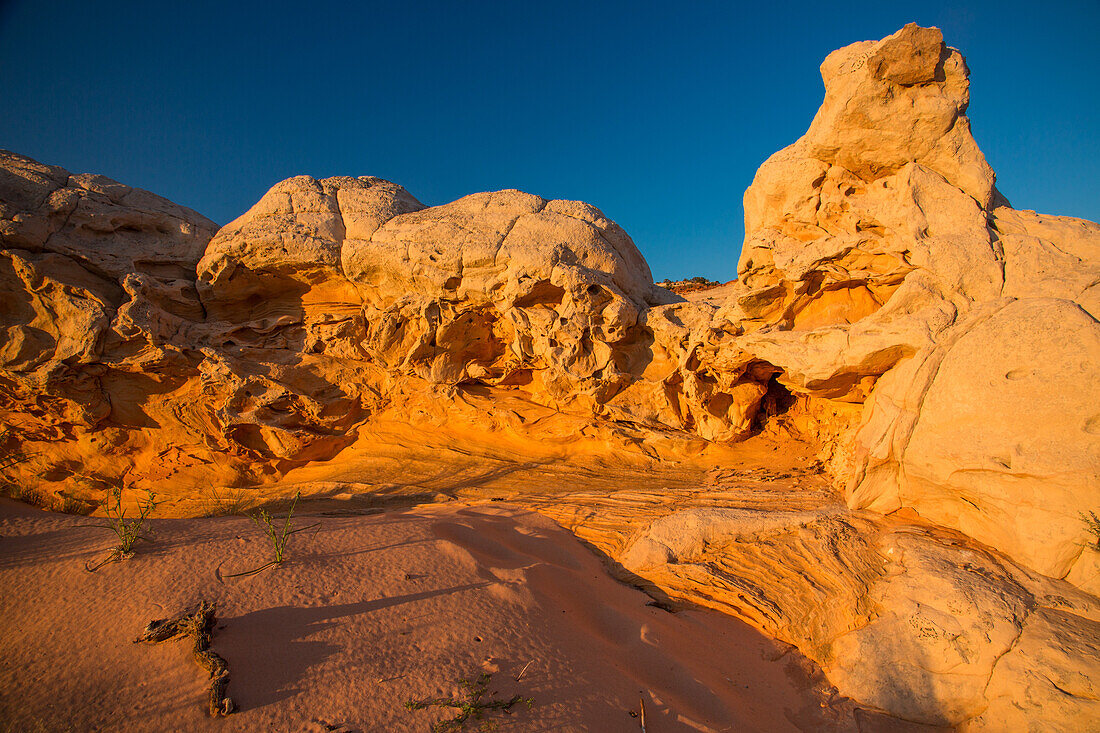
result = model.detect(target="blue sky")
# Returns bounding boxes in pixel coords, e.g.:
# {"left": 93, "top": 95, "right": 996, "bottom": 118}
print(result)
{"left": 1, "top": 0, "right": 1096, "bottom": 281}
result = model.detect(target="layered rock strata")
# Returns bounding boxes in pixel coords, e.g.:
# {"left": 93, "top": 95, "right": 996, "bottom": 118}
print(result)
{"left": 1, "top": 22, "right": 1097, "bottom": 729}
{"left": 728, "top": 24, "right": 1100, "bottom": 589}
{"left": 526, "top": 473, "right": 1100, "bottom": 730}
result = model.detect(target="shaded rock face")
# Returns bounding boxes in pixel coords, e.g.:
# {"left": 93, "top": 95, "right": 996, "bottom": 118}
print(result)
{"left": 612, "top": 502, "right": 1100, "bottom": 730}
{"left": 1, "top": 23, "right": 1098, "bottom": 730}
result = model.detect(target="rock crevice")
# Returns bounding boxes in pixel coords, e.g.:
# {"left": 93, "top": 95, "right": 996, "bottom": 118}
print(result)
{"left": 1, "top": 22, "right": 1097, "bottom": 730}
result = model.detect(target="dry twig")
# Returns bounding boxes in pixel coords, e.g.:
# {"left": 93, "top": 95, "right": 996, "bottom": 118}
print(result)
{"left": 134, "top": 600, "right": 234, "bottom": 716}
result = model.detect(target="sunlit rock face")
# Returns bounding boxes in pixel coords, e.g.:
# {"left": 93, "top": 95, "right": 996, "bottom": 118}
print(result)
{"left": 342, "top": 190, "right": 674, "bottom": 399}
{"left": 720, "top": 23, "right": 1100, "bottom": 586}
{"left": 0, "top": 155, "right": 715, "bottom": 495}
{"left": 1, "top": 22, "right": 1098, "bottom": 730}
{"left": 0, "top": 150, "right": 218, "bottom": 488}
{"left": 197, "top": 177, "right": 689, "bottom": 425}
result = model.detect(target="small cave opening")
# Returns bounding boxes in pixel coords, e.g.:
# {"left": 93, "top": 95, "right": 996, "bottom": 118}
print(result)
{"left": 753, "top": 372, "right": 797, "bottom": 432}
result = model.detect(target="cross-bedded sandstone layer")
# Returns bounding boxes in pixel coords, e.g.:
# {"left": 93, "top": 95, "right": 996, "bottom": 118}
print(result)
{"left": 1, "top": 23, "right": 1097, "bottom": 729}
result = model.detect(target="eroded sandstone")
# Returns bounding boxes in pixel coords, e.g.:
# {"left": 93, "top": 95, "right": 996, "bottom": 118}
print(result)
{"left": 1, "top": 22, "right": 1097, "bottom": 730}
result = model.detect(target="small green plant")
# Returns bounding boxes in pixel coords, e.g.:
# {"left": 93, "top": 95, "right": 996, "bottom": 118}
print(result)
{"left": 224, "top": 491, "right": 319, "bottom": 578}
{"left": 1081, "top": 511, "right": 1100, "bottom": 550}
{"left": 84, "top": 486, "right": 158, "bottom": 571}
{"left": 405, "top": 672, "right": 534, "bottom": 732}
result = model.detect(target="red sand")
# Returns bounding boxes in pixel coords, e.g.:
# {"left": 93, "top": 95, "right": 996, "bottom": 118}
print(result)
{"left": 1, "top": 497, "right": 913, "bottom": 732}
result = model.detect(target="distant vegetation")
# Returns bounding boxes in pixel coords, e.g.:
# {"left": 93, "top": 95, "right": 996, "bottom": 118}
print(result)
{"left": 656, "top": 276, "right": 725, "bottom": 294}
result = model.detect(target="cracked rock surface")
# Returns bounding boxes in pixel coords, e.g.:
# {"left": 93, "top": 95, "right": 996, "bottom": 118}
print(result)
{"left": 1, "top": 23, "right": 1097, "bottom": 729}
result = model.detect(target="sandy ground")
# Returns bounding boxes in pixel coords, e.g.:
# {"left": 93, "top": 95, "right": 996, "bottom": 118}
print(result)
{"left": 0, "top": 495, "right": 906, "bottom": 733}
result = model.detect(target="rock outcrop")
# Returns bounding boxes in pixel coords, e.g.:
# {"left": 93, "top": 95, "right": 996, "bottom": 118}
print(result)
{"left": 1, "top": 22, "right": 1097, "bottom": 730}
{"left": 530, "top": 472, "right": 1100, "bottom": 731}
{"left": 0, "top": 152, "right": 217, "bottom": 478}
{"left": 726, "top": 24, "right": 1099, "bottom": 590}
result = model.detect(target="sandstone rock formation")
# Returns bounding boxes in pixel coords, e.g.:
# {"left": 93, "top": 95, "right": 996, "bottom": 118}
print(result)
{"left": 729, "top": 24, "right": 1099, "bottom": 590}
{"left": 1, "top": 22, "right": 1097, "bottom": 730}
{"left": 0, "top": 152, "right": 218, "bottom": 486}
{"left": 530, "top": 470, "right": 1100, "bottom": 731}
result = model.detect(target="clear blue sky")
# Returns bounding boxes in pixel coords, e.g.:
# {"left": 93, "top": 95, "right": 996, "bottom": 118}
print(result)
{"left": 1, "top": 1, "right": 1096, "bottom": 281}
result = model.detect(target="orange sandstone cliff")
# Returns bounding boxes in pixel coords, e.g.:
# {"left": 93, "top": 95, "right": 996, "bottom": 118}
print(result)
{"left": 1, "top": 24, "right": 1098, "bottom": 729}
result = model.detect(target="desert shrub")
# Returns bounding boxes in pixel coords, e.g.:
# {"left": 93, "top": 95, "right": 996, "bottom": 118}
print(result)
{"left": 0, "top": 428, "right": 36, "bottom": 503}
{"left": 84, "top": 486, "right": 158, "bottom": 571}
{"left": 224, "top": 491, "right": 319, "bottom": 578}
{"left": 405, "top": 672, "right": 534, "bottom": 732}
